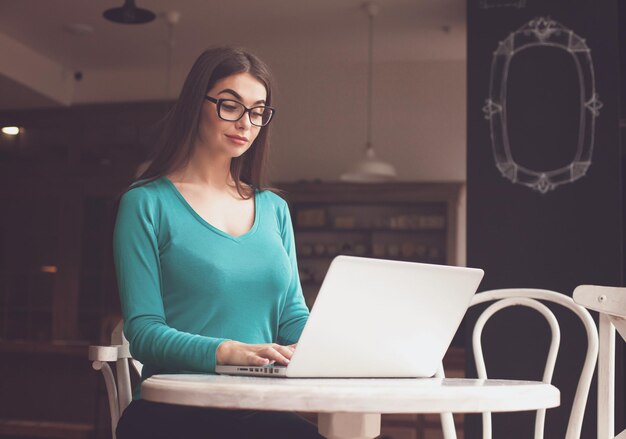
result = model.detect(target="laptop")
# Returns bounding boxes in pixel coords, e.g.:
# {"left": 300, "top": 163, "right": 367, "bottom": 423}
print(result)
{"left": 216, "top": 255, "right": 484, "bottom": 378}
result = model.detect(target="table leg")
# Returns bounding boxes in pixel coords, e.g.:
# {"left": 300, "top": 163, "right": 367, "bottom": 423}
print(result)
{"left": 317, "top": 413, "right": 381, "bottom": 439}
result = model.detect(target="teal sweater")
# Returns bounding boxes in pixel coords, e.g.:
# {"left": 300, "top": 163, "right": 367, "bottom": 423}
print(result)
{"left": 113, "top": 177, "right": 309, "bottom": 397}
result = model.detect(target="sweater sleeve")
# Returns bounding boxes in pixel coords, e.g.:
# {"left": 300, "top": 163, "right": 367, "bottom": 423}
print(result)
{"left": 276, "top": 200, "right": 310, "bottom": 346}
{"left": 113, "top": 187, "right": 228, "bottom": 373}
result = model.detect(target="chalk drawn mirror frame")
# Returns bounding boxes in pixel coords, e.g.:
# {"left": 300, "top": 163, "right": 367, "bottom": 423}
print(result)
{"left": 482, "top": 17, "right": 602, "bottom": 194}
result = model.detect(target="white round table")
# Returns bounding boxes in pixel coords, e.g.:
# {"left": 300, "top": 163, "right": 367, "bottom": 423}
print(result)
{"left": 141, "top": 374, "right": 560, "bottom": 439}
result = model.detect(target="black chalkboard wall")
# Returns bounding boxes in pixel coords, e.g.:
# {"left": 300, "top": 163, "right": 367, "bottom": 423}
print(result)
{"left": 467, "top": 0, "right": 623, "bottom": 438}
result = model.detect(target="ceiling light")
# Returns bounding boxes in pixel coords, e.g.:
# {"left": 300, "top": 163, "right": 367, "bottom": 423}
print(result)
{"left": 1, "top": 127, "right": 20, "bottom": 135}
{"left": 40, "top": 265, "right": 58, "bottom": 274}
{"left": 103, "top": 0, "right": 156, "bottom": 25}
{"left": 341, "top": 2, "right": 397, "bottom": 183}
{"left": 164, "top": 10, "right": 181, "bottom": 99}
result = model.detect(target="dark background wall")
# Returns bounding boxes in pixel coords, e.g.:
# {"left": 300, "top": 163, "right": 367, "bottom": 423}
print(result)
{"left": 467, "top": 0, "right": 623, "bottom": 438}
{"left": 0, "top": 102, "right": 169, "bottom": 438}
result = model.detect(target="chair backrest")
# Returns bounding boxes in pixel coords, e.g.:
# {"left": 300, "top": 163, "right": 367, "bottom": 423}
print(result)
{"left": 111, "top": 320, "right": 143, "bottom": 380}
{"left": 573, "top": 285, "right": 626, "bottom": 439}
{"left": 89, "top": 320, "right": 142, "bottom": 439}
{"left": 439, "top": 288, "right": 598, "bottom": 439}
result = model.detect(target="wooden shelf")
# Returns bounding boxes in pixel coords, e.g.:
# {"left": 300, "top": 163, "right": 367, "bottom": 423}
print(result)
{"left": 299, "top": 255, "right": 443, "bottom": 263}
{"left": 297, "top": 227, "right": 446, "bottom": 233}
{"left": 0, "top": 341, "right": 89, "bottom": 356}
{"left": 0, "top": 419, "right": 94, "bottom": 439}
{"left": 281, "top": 181, "right": 462, "bottom": 342}
{"left": 277, "top": 181, "right": 463, "bottom": 204}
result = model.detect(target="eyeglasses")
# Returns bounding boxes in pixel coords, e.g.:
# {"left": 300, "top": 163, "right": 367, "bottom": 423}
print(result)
{"left": 204, "top": 96, "right": 275, "bottom": 127}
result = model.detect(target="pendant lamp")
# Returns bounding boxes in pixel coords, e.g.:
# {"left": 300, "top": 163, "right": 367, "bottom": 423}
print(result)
{"left": 341, "top": 2, "right": 397, "bottom": 182}
{"left": 103, "top": 0, "right": 156, "bottom": 25}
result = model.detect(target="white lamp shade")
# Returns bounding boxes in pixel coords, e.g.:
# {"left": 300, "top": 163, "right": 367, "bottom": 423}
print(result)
{"left": 340, "top": 146, "right": 397, "bottom": 182}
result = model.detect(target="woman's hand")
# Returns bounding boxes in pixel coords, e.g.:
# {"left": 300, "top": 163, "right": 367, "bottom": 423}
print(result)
{"left": 216, "top": 341, "right": 297, "bottom": 366}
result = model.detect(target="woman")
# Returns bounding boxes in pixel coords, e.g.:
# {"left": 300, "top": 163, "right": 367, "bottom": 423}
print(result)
{"left": 113, "top": 47, "right": 321, "bottom": 439}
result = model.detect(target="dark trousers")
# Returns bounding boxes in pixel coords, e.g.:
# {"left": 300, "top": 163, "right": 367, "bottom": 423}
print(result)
{"left": 116, "top": 399, "right": 324, "bottom": 439}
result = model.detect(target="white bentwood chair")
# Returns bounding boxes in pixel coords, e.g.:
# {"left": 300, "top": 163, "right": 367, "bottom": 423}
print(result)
{"left": 88, "top": 320, "right": 142, "bottom": 439}
{"left": 573, "top": 285, "right": 626, "bottom": 439}
{"left": 438, "top": 288, "right": 599, "bottom": 439}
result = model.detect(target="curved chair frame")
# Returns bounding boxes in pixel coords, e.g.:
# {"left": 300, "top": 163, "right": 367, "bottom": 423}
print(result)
{"left": 439, "top": 288, "right": 598, "bottom": 439}
{"left": 574, "top": 284, "right": 626, "bottom": 439}
{"left": 88, "top": 321, "right": 142, "bottom": 439}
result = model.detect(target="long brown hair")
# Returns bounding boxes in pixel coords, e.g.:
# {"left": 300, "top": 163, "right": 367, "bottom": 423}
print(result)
{"left": 133, "top": 46, "right": 275, "bottom": 198}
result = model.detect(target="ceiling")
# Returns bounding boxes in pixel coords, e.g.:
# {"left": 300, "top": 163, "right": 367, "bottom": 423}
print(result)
{"left": 0, "top": 0, "right": 466, "bottom": 109}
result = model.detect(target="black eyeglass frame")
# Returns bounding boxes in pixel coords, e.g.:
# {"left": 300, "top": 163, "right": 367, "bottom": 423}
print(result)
{"left": 204, "top": 96, "right": 276, "bottom": 127}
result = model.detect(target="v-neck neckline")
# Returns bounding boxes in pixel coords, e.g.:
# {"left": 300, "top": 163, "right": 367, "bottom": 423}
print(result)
{"left": 162, "top": 176, "right": 260, "bottom": 243}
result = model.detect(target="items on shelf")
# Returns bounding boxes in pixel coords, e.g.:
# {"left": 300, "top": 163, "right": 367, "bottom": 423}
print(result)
{"left": 296, "top": 209, "right": 446, "bottom": 231}
{"left": 297, "top": 241, "right": 370, "bottom": 258}
{"left": 296, "top": 208, "right": 327, "bottom": 227}
{"left": 298, "top": 267, "right": 326, "bottom": 285}
{"left": 389, "top": 214, "right": 446, "bottom": 230}
{"left": 282, "top": 181, "right": 460, "bottom": 300}
{"left": 296, "top": 238, "right": 444, "bottom": 275}
{"left": 333, "top": 215, "right": 356, "bottom": 229}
